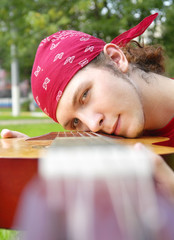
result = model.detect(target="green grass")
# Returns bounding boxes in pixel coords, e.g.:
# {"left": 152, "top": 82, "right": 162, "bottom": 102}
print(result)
{"left": 0, "top": 123, "right": 66, "bottom": 137}
{"left": 0, "top": 115, "right": 47, "bottom": 120}
{"left": 0, "top": 229, "right": 22, "bottom": 240}
{"left": 0, "top": 108, "right": 13, "bottom": 113}
{"left": 0, "top": 109, "right": 67, "bottom": 137}
{"left": 0, "top": 109, "right": 47, "bottom": 120}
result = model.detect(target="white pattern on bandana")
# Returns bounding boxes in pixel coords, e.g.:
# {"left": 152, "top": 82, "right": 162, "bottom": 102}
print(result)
{"left": 36, "top": 96, "right": 40, "bottom": 106}
{"left": 79, "top": 58, "right": 89, "bottom": 67}
{"left": 34, "top": 66, "right": 42, "bottom": 77}
{"left": 84, "top": 46, "right": 94, "bottom": 52}
{"left": 56, "top": 90, "right": 62, "bottom": 102}
{"left": 64, "top": 56, "right": 75, "bottom": 65}
{"left": 50, "top": 42, "right": 60, "bottom": 50}
{"left": 53, "top": 52, "right": 64, "bottom": 62}
{"left": 44, "top": 108, "right": 49, "bottom": 116}
{"left": 39, "top": 37, "right": 50, "bottom": 47}
{"left": 80, "top": 37, "right": 90, "bottom": 41}
{"left": 43, "top": 77, "right": 50, "bottom": 90}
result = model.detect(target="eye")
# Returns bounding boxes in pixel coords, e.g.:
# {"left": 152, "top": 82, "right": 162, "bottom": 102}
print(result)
{"left": 80, "top": 89, "right": 89, "bottom": 104}
{"left": 72, "top": 118, "right": 79, "bottom": 128}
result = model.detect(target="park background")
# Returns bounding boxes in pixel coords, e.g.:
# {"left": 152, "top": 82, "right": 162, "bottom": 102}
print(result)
{"left": 1, "top": 0, "right": 174, "bottom": 136}
{"left": 0, "top": 0, "right": 174, "bottom": 238}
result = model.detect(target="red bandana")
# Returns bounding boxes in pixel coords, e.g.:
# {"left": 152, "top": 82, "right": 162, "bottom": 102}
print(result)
{"left": 31, "top": 13, "right": 158, "bottom": 122}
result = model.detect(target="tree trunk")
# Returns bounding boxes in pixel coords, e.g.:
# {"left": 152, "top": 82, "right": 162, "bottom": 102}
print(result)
{"left": 11, "top": 43, "right": 20, "bottom": 116}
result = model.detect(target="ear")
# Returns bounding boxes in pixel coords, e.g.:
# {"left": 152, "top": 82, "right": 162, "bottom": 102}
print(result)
{"left": 103, "top": 43, "right": 129, "bottom": 73}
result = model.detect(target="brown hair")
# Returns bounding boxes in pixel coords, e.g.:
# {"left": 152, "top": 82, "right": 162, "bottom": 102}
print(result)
{"left": 122, "top": 41, "right": 165, "bottom": 74}
{"left": 91, "top": 41, "right": 166, "bottom": 75}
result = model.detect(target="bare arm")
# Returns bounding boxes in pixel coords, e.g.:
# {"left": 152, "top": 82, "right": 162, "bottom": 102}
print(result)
{"left": 1, "top": 129, "right": 28, "bottom": 138}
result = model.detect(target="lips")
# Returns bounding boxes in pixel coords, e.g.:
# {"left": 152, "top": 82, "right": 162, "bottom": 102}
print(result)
{"left": 112, "top": 115, "right": 120, "bottom": 135}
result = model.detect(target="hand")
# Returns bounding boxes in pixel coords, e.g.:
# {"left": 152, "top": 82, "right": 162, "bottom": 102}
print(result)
{"left": 134, "top": 143, "right": 174, "bottom": 202}
{"left": 1, "top": 129, "right": 29, "bottom": 139}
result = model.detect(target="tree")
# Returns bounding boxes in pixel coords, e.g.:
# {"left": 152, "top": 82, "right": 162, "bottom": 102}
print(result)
{"left": 0, "top": 0, "right": 82, "bottom": 115}
{"left": 78, "top": 0, "right": 165, "bottom": 43}
{"left": 160, "top": 0, "right": 174, "bottom": 76}
{"left": 0, "top": 0, "right": 169, "bottom": 78}
{"left": 0, "top": 0, "right": 173, "bottom": 114}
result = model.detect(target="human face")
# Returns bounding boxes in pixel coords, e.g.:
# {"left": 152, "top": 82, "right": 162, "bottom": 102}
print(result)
{"left": 56, "top": 65, "right": 145, "bottom": 138}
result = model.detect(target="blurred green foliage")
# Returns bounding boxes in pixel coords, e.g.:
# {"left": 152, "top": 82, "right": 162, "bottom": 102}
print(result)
{"left": 0, "top": 229, "right": 21, "bottom": 240}
{"left": 0, "top": 0, "right": 174, "bottom": 79}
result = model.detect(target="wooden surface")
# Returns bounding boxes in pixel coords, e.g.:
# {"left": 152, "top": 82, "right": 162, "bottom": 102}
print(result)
{"left": 0, "top": 131, "right": 174, "bottom": 229}
{"left": 0, "top": 138, "right": 52, "bottom": 159}
{"left": 1, "top": 132, "right": 174, "bottom": 159}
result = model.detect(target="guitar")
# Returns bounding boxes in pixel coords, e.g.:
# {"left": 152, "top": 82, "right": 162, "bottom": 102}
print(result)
{"left": 14, "top": 132, "right": 174, "bottom": 239}
{"left": 0, "top": 131, "right": 174, "bottom": 230}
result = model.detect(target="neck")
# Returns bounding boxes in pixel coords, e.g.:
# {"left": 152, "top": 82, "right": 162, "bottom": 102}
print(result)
{"left": 131, "top": 69, "right": 174, "bottom": 130}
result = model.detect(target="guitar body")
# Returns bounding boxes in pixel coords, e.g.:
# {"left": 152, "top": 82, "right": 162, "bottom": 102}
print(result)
{"left": 0, "top": 135, "right": 54, "bottom": 229}
{"left": 0, "top": 158, "right": 38, "bottom": 229}
{"left": 0, "top": 131, "right": 174, "bottom": 229}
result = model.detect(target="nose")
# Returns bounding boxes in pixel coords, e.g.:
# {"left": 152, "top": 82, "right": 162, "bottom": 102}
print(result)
{"left": 78, "top": 110, "right": 104, "bottom": 132}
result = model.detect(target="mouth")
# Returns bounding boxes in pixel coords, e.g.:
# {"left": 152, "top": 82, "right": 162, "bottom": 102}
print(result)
{"left": 112, "top": 115, "right": 120, "bottom": 135}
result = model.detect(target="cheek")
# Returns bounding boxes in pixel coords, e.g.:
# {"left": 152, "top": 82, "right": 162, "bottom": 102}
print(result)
{"left": 122, "top": 98, "right": 145, "bottom": 137}
{"left": 92, "top": 77, "right": 140, "bottom": 112}
{"left": 78, "top": 124, "right": 90, "bottom": 132}
{"left": 93, "top": 83, "right": 117, "bottom": 105}
{"left": 126, "top": 113, "right": 145, "bottom": 137}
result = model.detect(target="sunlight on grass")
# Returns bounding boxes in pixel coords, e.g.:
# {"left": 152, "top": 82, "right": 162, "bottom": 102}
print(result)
{"left": 0, "top": 110, "right": 48, "bottom": 120}
{"left": 0, "top": 110, "right": 67, "bottom": 137}
{"left": 0, "top": 123, "right": 66, "bottom": 137}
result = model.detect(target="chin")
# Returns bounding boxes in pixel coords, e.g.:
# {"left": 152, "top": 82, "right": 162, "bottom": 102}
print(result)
{"left": 123, "top": 126, "right": 144, "bottom": 138}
